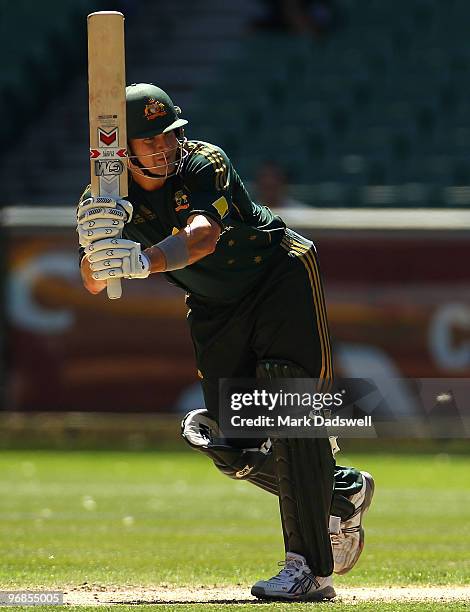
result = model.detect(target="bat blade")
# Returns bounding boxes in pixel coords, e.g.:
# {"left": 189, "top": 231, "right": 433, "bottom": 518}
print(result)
{"left": 87, "top": 11, "right": 128, "bottom": 300}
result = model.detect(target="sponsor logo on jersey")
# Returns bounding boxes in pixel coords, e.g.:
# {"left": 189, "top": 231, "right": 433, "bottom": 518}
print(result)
{"left": 174, "top": 190, "right": 190, "bottom": 211}
{"left": 144, "top": 98, "right": 167, "bottom": 120}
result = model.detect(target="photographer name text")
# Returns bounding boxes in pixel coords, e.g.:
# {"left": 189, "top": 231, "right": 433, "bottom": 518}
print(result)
{"left": 230, "top": 414, "right": 373, "bottom": 428}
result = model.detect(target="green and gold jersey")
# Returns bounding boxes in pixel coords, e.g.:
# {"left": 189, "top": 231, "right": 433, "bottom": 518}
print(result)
{"left": 80, "top": 140, "right": 286, "bottom": 301}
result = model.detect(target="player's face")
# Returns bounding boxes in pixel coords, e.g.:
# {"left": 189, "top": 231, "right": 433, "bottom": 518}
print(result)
{"left": 129, "top": 131, "right": 179, "bottom": 176}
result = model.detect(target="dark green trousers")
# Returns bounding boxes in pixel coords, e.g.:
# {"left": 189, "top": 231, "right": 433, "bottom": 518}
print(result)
{"left": 187, "top": 231, "right": 362, "bottom": 520}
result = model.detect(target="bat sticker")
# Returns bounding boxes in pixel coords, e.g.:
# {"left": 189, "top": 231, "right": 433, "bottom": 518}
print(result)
{"left": 98, "top": 127, "right": 118, "bottom": 146}
{"left": 90, "top": 148, "right": 127, "bottom": 159}
{"left": 94, "top": 160, "right": 124, "bottom": 180}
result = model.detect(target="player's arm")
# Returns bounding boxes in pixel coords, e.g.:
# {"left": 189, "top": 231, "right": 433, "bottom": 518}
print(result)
{"left": 83, "top": 213, "right": 221, "bottom": 283}
{"left": 144, "top": 213, "right": 220, "bottom": 273}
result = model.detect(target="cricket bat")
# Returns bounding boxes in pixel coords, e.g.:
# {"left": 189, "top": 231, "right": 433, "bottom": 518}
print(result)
{"left": 87, "top": 11, "right": 128, "bottom": 300}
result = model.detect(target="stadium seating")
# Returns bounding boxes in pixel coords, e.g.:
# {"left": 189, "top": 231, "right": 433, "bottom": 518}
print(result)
{"left": 0, "top": 1, "right": 108, "bottom": 144}
{"left": 2, "top": 0, "right": 470, "bottom": 207}
{"left": 190, "top": 0, "right": 470, "bottom": 206}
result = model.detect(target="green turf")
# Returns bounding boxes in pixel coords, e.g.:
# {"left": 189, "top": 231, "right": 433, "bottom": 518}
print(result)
{"left": 0, "top": 450, "right": 469, "bottom": 594}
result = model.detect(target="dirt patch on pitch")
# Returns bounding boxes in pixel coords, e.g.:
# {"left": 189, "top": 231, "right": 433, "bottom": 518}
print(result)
{"left": 64, "top": 584, "right": 470, "bottom": 605}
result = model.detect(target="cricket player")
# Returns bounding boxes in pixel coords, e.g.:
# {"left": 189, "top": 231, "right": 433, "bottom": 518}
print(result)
{"left": 77, "top": 84, "right": 374, "bottom": 601}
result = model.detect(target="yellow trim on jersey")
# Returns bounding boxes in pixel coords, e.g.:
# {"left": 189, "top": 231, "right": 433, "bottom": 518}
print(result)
{"left": 302, "top": 249, "right": 333, "bottom": 392}
{"left": 189, "top": 142, "right": 229, "bottom": 191}
{"left": 232, "top": 202, "right": 244, "bottom": 221}
{"left": 297, "top": 249, "right": 329, "bottom": 385}
{"left": 206, "top": 150, "right": 229, "bottom": 190}
{"left": 280, "top": 233, "right": 333, "bottom": 391}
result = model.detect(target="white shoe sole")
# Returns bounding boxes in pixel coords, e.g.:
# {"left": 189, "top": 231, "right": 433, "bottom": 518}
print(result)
{"left": 251, "top": 584, "right": 336, "bottom": 601}
{"left": 336, "top": 470, "right": 375, "bottom": 575}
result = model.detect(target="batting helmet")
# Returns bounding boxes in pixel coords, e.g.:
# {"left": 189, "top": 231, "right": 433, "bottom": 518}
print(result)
{"left": 126, "top": 83, "right": 188, "bottom": 139}
{"left": 125, "top": 83, "right": 189, "bottom": 179}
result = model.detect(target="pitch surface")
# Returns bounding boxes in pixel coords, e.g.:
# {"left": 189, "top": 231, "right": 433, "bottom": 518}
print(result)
{"left": 0, "top": 450, "right": 469, "bottom": 609}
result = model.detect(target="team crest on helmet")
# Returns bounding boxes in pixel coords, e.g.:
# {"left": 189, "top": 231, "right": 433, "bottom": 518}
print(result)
{"left": 174, "top": 190, "right": 190, "bottom": 211}
{"left": 144, "top": 98, "right": 167, "bottom": 120}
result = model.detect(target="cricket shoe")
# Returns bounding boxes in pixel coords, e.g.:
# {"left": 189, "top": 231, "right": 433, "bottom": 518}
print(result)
{"left": 251, "top": 552, "right": 336, "bottom": 601}
{"left": 331, "top": 470, "right": 375, "bottom": 574}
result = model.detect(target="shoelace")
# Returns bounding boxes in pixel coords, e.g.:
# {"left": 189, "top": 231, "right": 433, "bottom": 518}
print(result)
{"left": 332, "top": 528, "right": 364, "bottom": 552}
{"left": 270, "top": 559, "right": 303, "bottom": 581}
{"left": 342, "top": 525, "right": 361, "bottom": 534}
{"left": 330, "top": 532, "right": 344, "bottom": 547}
{"left": 331, "top": 523, "right": 361, "bottom": 545}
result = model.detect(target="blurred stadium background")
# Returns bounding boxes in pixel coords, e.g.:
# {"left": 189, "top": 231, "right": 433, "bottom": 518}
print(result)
{"left": 1, "top": 0, "right": 470, "bottom": 441}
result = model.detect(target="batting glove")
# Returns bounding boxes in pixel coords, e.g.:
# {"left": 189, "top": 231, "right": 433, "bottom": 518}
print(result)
{"left": 77, "top": 196, "right": 134, "bottom": 247}
{"left": 85, "top": 238, "right": 151, "bottom": 280}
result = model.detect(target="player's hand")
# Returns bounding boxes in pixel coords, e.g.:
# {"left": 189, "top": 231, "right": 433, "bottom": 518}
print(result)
{"left": 84, "top": 238, "right": 150, "bottom": 280}
{"left": 76, "top": 196, "right": 134, "bottom": 246}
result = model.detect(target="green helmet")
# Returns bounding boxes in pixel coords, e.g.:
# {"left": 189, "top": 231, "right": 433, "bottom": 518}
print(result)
{"left": 126, "top": 83, "right": 188, "bottom": 140}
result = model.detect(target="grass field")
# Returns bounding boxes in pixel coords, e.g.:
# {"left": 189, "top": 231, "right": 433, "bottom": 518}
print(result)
{"left": 1, "top": 449, "right": 469, "bottom": 610}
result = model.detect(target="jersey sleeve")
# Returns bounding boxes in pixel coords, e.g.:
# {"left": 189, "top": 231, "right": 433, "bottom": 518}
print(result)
{"left": 179, "top": 144, "right": 232, "bottom": 228}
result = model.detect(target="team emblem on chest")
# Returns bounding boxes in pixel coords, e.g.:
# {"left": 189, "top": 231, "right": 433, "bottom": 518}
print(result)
{"left": 174, "top": 190, "right": 190, "bottom": 211}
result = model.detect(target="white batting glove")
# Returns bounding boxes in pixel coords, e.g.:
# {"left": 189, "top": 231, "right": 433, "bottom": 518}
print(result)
{"left": 76, "top": 196, "right": 134, "bottom": 247}
{"left": 85, "top": 238, "right": 151, "bottom": 280}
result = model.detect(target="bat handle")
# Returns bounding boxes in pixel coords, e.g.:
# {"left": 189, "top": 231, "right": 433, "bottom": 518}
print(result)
{"left": 106, "top": 278, "right": 122, "bottom": 300}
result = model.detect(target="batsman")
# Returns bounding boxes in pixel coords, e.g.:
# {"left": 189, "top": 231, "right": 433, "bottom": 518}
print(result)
{"left": 77, "top": 84, "right": 374, "bottom": 601}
